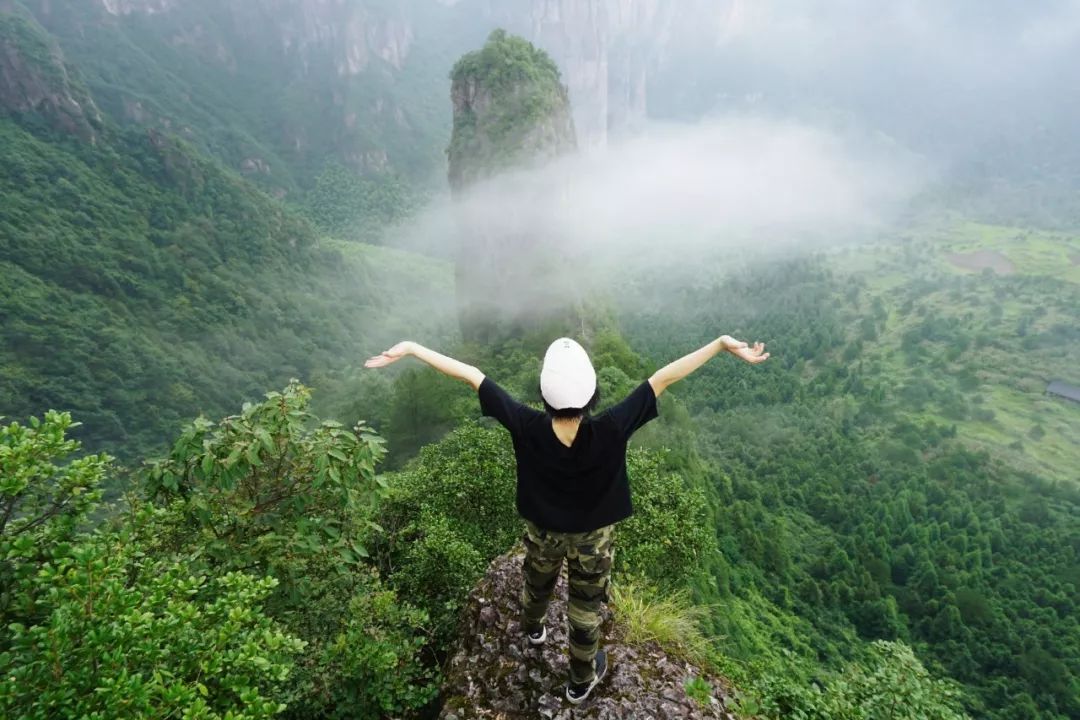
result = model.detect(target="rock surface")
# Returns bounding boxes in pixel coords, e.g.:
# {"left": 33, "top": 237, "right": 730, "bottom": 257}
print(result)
{"left": 439, "top": 552, "right": 737, "bottom": 720}
{"left": 0, "top": 3, "right": 101, "bottom": 141}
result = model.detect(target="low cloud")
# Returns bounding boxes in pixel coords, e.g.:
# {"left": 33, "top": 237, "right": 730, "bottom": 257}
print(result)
{"left": 389, "top": 116, "right": 925, "bottom": 269}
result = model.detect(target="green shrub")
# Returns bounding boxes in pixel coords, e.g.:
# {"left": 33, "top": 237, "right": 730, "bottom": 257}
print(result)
{"left": 741, "top": 642, "right": 969, "bottom": 720}
{"left": 373, "top": 421, "right": 517, "bottom": 640}
{"left": 0, "top": 413, "right": 302, "bottom": 719}
{"left": 145, "top": 382, "right": 436, "bottom": 718}
{"left": 294, "top": 569, "right": 437, "bottom": 718}
{"left": 0, "top": 411, "right": 108, "bottom": 622}
{"left": 617, "top": 448, "right": 713, "bottom": 587}
{"left": 684, "top": 675, "right": 715, "bottom": 707}
{"left": 144, "top": 381, "right": 387, "bottom": 583}
{"left": 0, "top": 533, "right": 302, "bottom": 720}
{"left": 393, "top": 513, "right": 487, "bottom": 641}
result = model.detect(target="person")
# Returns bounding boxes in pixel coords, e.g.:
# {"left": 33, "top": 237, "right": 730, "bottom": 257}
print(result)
{"left": 365, "top": 335, "right": 769, "bottom": 703}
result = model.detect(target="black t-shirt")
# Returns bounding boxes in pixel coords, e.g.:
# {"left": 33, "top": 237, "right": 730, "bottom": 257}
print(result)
{"left": 478, "top": 377, "right": 659, "bottom": 533}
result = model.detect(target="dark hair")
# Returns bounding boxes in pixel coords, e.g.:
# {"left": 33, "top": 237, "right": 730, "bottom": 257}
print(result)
{"left": 540, "top": 387, "right": 601, "bottom": 419}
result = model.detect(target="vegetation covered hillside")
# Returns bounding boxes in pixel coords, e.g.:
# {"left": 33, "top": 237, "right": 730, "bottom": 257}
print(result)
{"left": 0, "top": 6, "right": 457, "bottom": 461}
{"left": 19, "top": 0, "right": 473, "bottom": 192}
{"left": 616, "top": 230, "right": 1080, "bottom": 719}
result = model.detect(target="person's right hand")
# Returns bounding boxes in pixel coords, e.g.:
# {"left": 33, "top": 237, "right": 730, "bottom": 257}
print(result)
{"left": 720, "top": 336, "right": 770, "bottom": 364}
{"left": 364, "top": 341, "right": 413, "bottom": 368}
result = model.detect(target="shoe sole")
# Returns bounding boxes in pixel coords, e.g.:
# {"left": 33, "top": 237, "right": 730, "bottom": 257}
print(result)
{"left": 565, "top": 657, "right": 608, "bottom": 705}
{"left": 527, "top": 626, "right": 547, "bottom": 645}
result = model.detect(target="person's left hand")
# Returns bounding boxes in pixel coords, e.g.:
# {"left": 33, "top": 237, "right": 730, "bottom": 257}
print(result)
{"left": 364, "top": 341, "right": 413, "bottom": 368}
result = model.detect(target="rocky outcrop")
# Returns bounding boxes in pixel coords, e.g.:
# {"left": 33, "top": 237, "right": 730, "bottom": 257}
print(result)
{"left": 440, "top": 552, "right": 736, "bottom": 719}
{"left": 240, "top": 157, "right": 271, "bottom": 174}
{"left": 447, "top": 30, "right": 579, "bottom": 343}
{"left": 447, "top": 30, "right": 575, "bottom": 190}
{"left": 0, "top": 3, "right": 101, "bottom": 140}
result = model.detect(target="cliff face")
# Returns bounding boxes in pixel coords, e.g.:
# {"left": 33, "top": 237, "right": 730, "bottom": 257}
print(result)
{"left": 477, "top": 0, "right": 656, "bottom": 149}
{"left": 478, "top": 0, "right": 743, "bottom": 147}
{"left": 440, "top": 552, "right": 736, "bottom": 719}
{"left": 0, "top": 3, "right": 101, "bottom": 141}
{"left": 94, "top": 0, "right": 413, "bottom": 75}
{"left": 22, "top": 0, "right": 430, "bottom": 193}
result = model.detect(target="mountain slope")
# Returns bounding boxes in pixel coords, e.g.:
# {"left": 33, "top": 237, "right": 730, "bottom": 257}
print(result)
{"left": 20, "top": 0, "right": 481, "bottom": 196}
{"left": 0, "top": 7, "right": 456, "bottom": 460}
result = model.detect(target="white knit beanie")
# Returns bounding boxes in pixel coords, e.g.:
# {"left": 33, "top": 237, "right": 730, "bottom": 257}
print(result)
{"left": 540, "top": 338, "right": 597, "bottom": 410}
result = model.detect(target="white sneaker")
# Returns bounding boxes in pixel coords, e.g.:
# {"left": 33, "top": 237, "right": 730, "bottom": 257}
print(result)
{"left": 527, "top": 625, "right": 547, "bottom": 645}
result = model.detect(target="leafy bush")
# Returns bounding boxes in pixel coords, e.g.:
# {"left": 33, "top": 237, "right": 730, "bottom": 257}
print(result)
{"left": 145, "top": 382, "right": 437, "bottom": 718}
{"left": 373, "top": 421, "right": 517, "bottom": 639}
{"left": 615, "top": 448, "right": 713, "bottom": 587}
{"left": 0, "top": 535, "right": 302, "bottom": 720}
{"left": 0, "top": 411, "right": 107, "bottom": 621}
{"left": 144, "top": 381, "right": 386, "bottom": 572}
{"left": 684, "top": 675, "right": 715, "bottom": 707}
{"left": 296, "top": 569, "right": 437, "bottom": 718}
{"left": 0, "top": 412, "right": 303, "bottom": 720}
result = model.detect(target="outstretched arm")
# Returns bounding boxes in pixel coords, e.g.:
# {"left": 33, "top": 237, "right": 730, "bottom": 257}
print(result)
{"left": 648, "top": 335, "right": 769, "bottom": 397}
{"left": 365, "top": 341, "right": 485, "bottom": 391}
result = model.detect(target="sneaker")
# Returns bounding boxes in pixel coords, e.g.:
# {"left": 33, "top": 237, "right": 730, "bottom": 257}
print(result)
{"left": 526, "top": 625, "right": 547, "bottom": 645}
{"left": 566, "top": 650, "right": 608, "bottom": 705}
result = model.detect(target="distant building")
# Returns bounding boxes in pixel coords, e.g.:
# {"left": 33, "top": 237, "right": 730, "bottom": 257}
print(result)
{"left": 1047, "top": 381, "right": 1080, "bottom": 403}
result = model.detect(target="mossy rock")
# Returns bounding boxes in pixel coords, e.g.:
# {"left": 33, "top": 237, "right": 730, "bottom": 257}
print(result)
{"left": 447, "top": 29, "right": 575, "bottom": 190}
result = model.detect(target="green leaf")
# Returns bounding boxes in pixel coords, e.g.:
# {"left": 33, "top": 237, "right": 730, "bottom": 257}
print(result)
{"left": 256, "top": 429, "right": 275, "bottom": 453}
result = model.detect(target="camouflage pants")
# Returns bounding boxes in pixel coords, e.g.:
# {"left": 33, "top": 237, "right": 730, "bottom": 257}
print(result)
{"left": 520, "top": 520, "right": 615, "bottom": 685}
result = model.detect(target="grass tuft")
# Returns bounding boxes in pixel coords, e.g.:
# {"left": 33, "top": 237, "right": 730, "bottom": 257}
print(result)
{"left": 610, "top": 577, "right": 713, "bottom": 665}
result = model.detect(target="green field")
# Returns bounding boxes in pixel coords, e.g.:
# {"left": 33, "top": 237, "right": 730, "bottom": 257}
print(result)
{"left": 830, "top": 220, "right": 1080, "bottom": 484}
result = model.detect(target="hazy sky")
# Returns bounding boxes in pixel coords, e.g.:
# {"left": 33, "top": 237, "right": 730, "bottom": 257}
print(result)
{"left": 669, "top": 0, "right": 1080, "bottom": 155}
